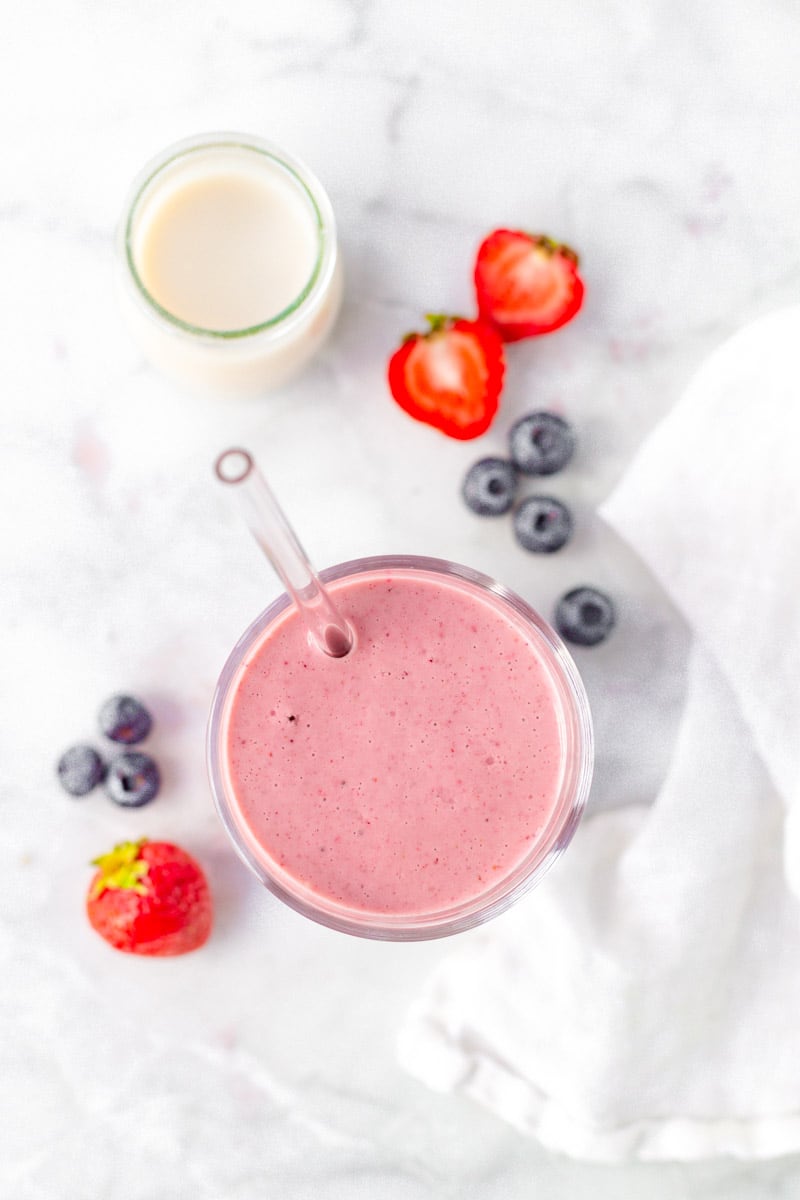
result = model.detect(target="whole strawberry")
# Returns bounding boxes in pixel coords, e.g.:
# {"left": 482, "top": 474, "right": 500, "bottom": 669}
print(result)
{"left": 86, "top": 839, "right": 212, "bottom": 956}
{"left": 474, "top": 230, "right": 584, "bottom": 341}
{"left": 388, "top": 314, "right": 505, "bottom": 440}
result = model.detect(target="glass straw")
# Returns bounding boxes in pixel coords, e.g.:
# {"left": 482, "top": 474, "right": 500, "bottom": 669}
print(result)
{"left": 214, "top": 448, "right": 354, "bottom": 658}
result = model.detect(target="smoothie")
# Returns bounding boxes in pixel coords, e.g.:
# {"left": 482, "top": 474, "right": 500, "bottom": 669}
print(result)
{"left": 210, "top": 559, "right": 593, "bottom": 937}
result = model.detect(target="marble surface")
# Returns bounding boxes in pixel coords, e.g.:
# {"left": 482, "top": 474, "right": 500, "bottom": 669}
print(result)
{"left": 3, "top": 1, "right": 800, "bottom": 1196}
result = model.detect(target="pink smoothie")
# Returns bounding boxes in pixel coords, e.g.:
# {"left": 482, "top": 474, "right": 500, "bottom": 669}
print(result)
{"left": 221, "top": 567, "right": 568, "bottom": 919}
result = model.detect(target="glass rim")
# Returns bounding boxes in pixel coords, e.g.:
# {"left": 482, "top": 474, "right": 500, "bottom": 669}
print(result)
{"left": 206, "top": 555, "right": 594, "bottom": 941}
{"left": 117, "top": 132, "right": 337, "bottom": 342}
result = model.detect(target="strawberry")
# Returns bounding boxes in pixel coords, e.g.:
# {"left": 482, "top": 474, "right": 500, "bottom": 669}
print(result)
{"left": 388, "top": 314, "right": 505, "bottom": 440}
{"left": 86, "top": 839, "right": 212, "bottom": 956}
{"left": 474, "top": 230, "right": 584, "bottom": 342}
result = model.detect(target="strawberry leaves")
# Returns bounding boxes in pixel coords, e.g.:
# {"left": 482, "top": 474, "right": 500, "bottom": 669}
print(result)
{"left": 90, "top": 839, "right": 150, "bottom": 899}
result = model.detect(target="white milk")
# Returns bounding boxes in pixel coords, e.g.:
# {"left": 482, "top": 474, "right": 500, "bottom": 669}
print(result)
{"left": 118, "top": 136, "right": 342, "bottom": 396}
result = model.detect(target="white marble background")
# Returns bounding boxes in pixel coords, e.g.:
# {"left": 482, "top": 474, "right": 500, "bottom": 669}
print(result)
{"left": 2, "top": 1, "right": 800, "bottom": 1196}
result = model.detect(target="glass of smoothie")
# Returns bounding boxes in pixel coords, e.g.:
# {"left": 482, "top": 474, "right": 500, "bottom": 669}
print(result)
{"left": 116, "top": 133, "right": 342, "bottom": 396}
{"left": 207, "top": 544, "right": 593, "bottom": 940}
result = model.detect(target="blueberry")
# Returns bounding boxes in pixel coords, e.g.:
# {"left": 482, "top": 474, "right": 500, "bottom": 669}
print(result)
{"left": 99, "top": 695, "right": 153, "bottom": 745}
{"left": 513, "top": 496, "right": 573, "bottom": 553}
{"left": 56, "top": 744, "right": 106, "bottom": 797}
{"left": 555, "top": 586, "right": 616, "bottom": 646}
{"left": 509, "top": 412, "right": 575, "bottom": 476}
{"left": 105, "top": 752, "right": 161, "bottom": 807}
{"left": 462, "top": 457, "right": 518, "bottom": 516}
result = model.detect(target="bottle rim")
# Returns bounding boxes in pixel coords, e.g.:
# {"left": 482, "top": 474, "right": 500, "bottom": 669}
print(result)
{"left": 117, "top": 132, "right": 337, "bottom": 343}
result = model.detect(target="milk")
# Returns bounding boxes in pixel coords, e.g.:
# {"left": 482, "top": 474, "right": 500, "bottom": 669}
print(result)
{"left": 118, "top": 135, "right": 342, "bottom": 396}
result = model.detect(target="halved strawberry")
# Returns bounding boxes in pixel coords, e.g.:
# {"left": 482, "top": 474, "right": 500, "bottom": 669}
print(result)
{"left": 86, "top": 839, "right": 212, "bottom": 956}
{"left": 474, "top": 230, "right": 584, "bottom": 342}
{"left": 387, "top": 314, "right": 505, "bottom": 440}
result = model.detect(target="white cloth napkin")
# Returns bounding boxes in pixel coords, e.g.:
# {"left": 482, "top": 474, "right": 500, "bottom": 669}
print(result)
{"left": 397, "top": 306, "right": 800, "bottom": 1162}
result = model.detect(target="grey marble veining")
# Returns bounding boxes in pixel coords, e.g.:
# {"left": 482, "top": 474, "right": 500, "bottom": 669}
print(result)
{"left": 3, "top": 0, "right": 800, "bottom": 1196}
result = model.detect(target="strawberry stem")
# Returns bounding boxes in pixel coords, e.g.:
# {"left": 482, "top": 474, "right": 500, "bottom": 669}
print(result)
{"left": 90, "top": 839, "right": 150, "bottom": 899}
{"left": 400, "top": 314, "right": 466, "bottom": 344}
{"left": 424, "top": 313, "right": 466, "bottom": 335}
{"left": 528, "top": 234, "right": 580, "bottom": 267}
{"left": 424, "top": 312, "right": 451, "bottom": 334}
